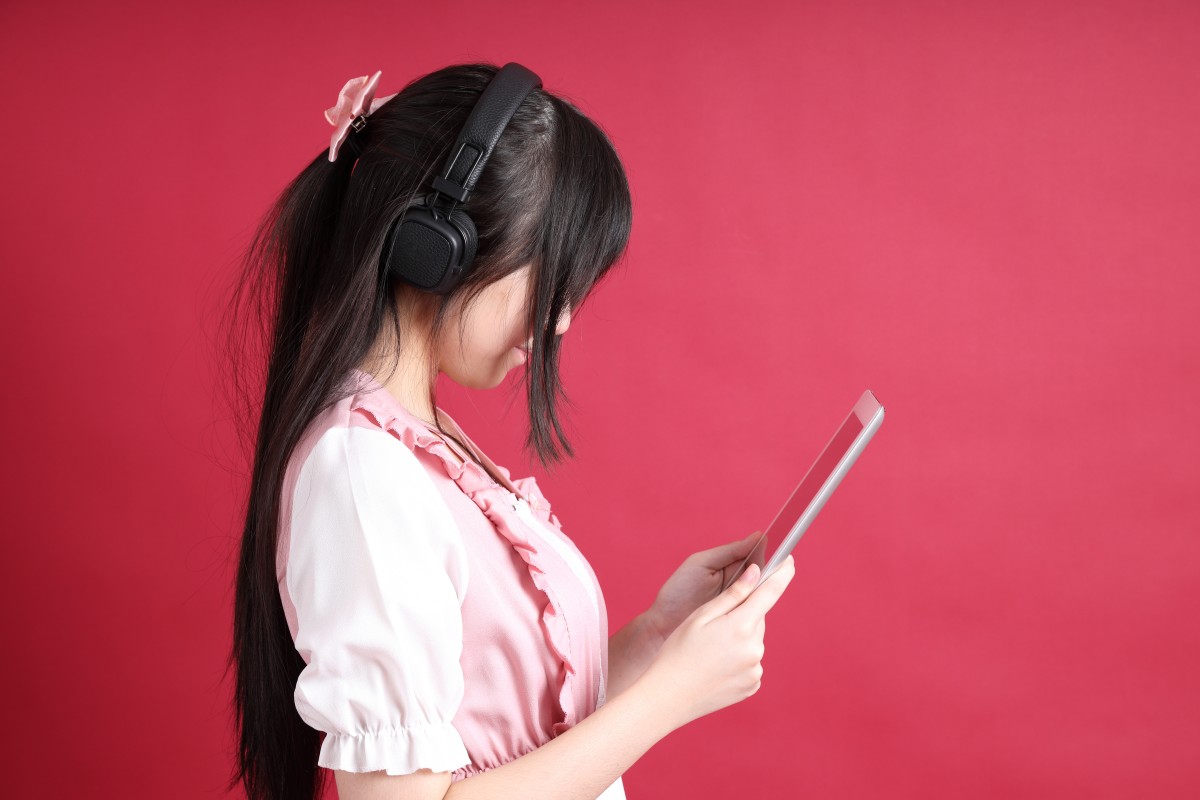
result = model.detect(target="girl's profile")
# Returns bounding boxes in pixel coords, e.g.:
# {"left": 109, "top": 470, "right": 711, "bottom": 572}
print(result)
{"left": 225, "top": 61, "right": 795, "bottom": 800}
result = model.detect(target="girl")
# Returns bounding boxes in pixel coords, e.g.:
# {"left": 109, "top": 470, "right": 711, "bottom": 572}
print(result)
{"left": 226, "top": 62, "right": 795, "bottom": 800}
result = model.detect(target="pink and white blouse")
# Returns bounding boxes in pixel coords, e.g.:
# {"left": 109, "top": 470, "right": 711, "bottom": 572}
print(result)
{"left": 276, "top": 368, "right": 626, "bottom": 798}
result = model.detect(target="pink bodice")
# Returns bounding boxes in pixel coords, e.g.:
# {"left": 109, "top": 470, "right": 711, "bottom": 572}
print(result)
{"left": 276, "top": 368, "right": 613, "bottom": 784}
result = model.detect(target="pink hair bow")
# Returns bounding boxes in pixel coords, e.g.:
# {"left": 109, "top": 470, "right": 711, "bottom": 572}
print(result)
{"left": 324, "top": 70, "right": 397, "bottom": 162}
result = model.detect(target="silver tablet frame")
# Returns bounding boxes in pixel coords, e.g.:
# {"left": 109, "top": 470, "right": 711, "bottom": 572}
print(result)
{"left": 723, "top": 390, "right": 885, "bottom": 592}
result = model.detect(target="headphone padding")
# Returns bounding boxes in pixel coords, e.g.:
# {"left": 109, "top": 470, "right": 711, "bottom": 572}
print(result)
{"left": 448, "top": 207, "right": 478, "bottom": 272}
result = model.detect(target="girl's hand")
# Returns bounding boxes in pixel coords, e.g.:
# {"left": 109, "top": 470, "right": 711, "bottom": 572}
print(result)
{"left": 639, "top": 555, "right": 796, "bottom": 732}
{"left": 642, "top": 531, "right": 769, "bottom": 645}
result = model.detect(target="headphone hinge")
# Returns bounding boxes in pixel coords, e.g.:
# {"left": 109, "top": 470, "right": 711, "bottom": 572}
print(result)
{"left": 432, "top": 174, "right": 470, "bottom": 203}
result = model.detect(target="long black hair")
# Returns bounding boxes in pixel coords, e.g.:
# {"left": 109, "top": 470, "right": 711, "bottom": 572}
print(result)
{"left": 221, "top": 62, "right": 632, "bottom": 800}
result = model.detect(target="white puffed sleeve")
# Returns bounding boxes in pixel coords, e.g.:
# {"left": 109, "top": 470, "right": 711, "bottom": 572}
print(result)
{"left": 286, "top": 424, "right": 472, "bottom": 775}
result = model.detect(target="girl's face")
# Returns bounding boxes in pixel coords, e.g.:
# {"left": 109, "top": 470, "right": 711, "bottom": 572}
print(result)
{"left": 436, "top": 264, "right": 571, "bottom": 389}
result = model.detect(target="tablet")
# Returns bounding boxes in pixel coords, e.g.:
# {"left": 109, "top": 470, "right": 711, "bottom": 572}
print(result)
{"left": 721, "top": 390, "right": 885, "bottom": 592}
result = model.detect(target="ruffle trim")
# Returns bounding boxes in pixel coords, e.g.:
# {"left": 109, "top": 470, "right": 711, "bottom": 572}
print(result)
{"left": 451, "top": 736, "right": 544, "bottom": 781}
{"left": 346, "top": 378, "right": 580, "bottom": 738}
{"left": 317, "top": 720, "right": 471, "bottom": 776}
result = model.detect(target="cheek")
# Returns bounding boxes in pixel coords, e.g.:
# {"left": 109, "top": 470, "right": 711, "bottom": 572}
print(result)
{"left": 438, "top": 336, "right": 524, "bottom": 392}
{"left": 450, "top": 294, "right": 527, "bottom": 377}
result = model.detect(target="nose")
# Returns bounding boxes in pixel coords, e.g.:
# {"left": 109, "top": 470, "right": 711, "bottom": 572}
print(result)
{"left": 555, "top": 304, "right": 572, "bottom": 336}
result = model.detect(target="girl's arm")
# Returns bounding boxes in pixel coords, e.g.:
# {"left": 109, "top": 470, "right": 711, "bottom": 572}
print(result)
{"left": 605, "top": 613, "right": 666, "bottom": 699}
{"left": 335, "top": 672, "right": 674, "bottom": 800}
{"left": 443, "top": 671, "right": 674, "bottom": 800}
{"left": 335, "top": 555, "right": 796, "bottom": 800}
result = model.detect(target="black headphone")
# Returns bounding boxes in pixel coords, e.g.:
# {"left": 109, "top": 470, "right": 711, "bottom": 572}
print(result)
{"left": 380, "top": 62, "right": 543, "bottom": 295}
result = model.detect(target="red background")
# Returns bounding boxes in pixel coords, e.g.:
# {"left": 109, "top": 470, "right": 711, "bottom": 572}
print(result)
{"left": 2, "top": 1, "right": 1197, "bottom": 797}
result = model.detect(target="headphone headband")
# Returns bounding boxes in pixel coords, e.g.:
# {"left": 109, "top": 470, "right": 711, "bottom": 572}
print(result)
{"left": 430, "top": 63, "right": 543, "bottom": 207}
{"left": 383, "top": 62, "right": 543, "bottom": 294}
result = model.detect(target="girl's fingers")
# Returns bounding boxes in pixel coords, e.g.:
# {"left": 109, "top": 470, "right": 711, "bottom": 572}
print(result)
{"left": 691, "top": 531, "right": 766, "bottom": 571}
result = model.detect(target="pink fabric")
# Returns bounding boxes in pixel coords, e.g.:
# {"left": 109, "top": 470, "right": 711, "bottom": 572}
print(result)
{"left": 324, "top": 70, "right": 398, "bottom": 162}
{"left": 278, "top": 368, "right": 610, "bottom": 781}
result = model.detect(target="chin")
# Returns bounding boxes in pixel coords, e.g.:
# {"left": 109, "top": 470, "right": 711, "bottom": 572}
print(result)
{"left": 448, "top": 354, "right": 522, "bottom": 390}
{"left": 459, "top": 370, "right": 508, "bottom": 391}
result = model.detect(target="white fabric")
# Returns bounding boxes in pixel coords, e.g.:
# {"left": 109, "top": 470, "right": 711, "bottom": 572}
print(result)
{"left": 599, "top": 776, "right": 627, "bottom": 799}
{"left": 287, "top": 425, "right": 473, "bottom": 775}
{"left": 512, "top": 495, "right": 600, "bottom": 627}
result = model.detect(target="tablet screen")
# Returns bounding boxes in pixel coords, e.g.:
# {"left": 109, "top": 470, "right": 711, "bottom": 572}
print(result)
{"left": 722, "top": 390, "right": 884, "bottom": 591}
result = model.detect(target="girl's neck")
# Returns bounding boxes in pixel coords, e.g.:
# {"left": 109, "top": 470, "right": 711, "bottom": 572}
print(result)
{"left": 358, "top": 288, "right": 444, "bottom": 425}
{"left": 357, "top": 340, "right": 438, "bottom": 427}
{"left": 353, "top": 358, "right": 527, "bottom": 500}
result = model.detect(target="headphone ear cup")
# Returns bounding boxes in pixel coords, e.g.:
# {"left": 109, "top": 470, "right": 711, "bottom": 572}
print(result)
{"left": 383, "top": 205, "right": 478, "bottom": 293}
{"left": 447, "top": 207, "right": 478, "bottom": 272}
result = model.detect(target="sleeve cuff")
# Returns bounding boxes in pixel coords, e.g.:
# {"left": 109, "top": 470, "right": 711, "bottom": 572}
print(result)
{"left": 317, "top": 720, "right": 472, "bottom": 776}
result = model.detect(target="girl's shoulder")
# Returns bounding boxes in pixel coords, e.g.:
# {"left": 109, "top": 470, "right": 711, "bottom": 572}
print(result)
{"left": 298, "top": 367, "right": 564, "bottom": 531}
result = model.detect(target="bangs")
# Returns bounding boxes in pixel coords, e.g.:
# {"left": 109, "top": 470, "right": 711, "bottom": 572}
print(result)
{"left": 535, "top": 95, "right": 633, "bottom": 314}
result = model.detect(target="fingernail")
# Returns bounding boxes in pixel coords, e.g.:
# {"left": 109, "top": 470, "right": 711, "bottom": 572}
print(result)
{"left": 740, "top": 563, "right": 759, "bottom": 585}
